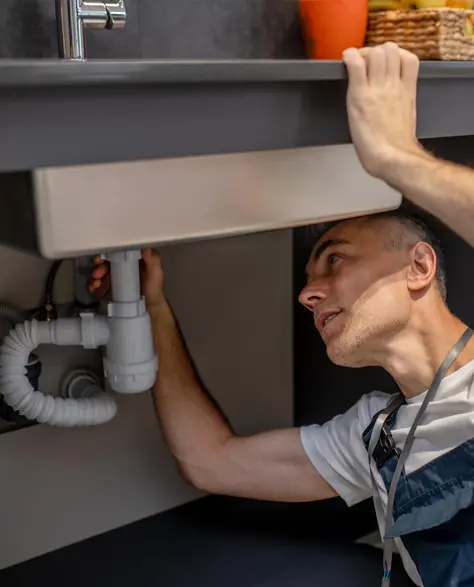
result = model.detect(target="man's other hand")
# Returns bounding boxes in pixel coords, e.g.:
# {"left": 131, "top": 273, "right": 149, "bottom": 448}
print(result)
{"left": 89, "top": 248, "right": 166, "bottom": 310}
{"left": 342, "top": 43, "right": 421, "bottom": 180}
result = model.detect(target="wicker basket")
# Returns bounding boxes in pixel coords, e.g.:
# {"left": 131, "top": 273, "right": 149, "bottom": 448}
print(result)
{"left": 366, "top": 8, "right": 474, "bottom": 59}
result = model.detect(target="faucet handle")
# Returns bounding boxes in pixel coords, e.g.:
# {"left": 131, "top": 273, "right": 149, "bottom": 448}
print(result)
{"left": 105, "top": 1, "right": 127, "bottom": 29}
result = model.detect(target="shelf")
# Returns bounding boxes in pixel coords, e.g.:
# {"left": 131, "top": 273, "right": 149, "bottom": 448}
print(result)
{"left": 0, "top": 59, "right": 473, "bottom": 172}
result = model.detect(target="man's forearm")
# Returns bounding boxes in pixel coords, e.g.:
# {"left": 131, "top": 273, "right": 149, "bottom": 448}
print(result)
{"left": 385, "top": 147, "right": 474, "bottom": 247}
{"left": 148, "top": 300, "right": 233, "bottom": 475}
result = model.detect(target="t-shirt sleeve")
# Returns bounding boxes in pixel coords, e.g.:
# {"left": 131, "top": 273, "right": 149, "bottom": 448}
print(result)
{"left": 299, "top": 391, "right": 390, "bottom": 507}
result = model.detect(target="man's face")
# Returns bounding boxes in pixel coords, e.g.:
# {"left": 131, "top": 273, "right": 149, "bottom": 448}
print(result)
{"left": 298, "top": 217, "right": 414, "bottom": 367}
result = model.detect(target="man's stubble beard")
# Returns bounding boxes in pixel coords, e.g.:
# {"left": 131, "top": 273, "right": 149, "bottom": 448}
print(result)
{"left": 326, "top": 320, "right": 371, "bottom": 368}
{"left": 325, "top": 311, "right": 403, "bottom": 368}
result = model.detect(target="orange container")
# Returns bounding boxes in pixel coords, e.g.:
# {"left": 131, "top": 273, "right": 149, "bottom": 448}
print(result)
{"left": 300, "top": 0, "right": 369, "bottom": 60}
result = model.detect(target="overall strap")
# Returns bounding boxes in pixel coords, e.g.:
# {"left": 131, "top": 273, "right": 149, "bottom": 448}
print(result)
{"left": 369, "top": 327, "right": 474, "bottom": 587}
{"left": 368, "top": 393, "right": 405, "bottom": 533}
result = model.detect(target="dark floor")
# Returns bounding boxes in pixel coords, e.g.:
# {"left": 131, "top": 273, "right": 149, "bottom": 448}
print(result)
{"left": 0, "top": 495, "right": 414, "bottom": 587}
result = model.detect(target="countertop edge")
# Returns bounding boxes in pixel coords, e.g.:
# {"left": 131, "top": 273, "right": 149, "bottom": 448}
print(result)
{"left": 0, "top": 59, "right": 472, "bottom": 88}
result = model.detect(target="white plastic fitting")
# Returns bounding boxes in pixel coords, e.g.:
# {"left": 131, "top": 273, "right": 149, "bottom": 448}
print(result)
{"left": 61, "top": 369, "right": 103, "bottom": 400}
{"left": 0, "top": 248, "right": 158, "bottom": 427}
{"left": 102, "top": 250, "right": 158, "bottom": 394}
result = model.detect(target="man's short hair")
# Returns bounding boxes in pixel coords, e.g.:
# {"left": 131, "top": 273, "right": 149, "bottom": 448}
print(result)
{"left": 305, "top": 210, "right": 447, "bottom": 301}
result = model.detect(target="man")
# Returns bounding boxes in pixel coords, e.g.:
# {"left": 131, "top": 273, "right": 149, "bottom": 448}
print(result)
{"left": 90, "top": 45, "right": 474, "bottom": 587}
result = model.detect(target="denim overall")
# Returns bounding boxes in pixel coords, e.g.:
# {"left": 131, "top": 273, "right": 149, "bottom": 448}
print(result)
{"left": 362, "top": 328, "right": 474, "bottom": 587}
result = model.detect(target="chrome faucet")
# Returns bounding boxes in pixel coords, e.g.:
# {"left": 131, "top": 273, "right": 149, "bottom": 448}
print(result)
{"left": 55, "top": 0, "right": 126, "bottom": 60}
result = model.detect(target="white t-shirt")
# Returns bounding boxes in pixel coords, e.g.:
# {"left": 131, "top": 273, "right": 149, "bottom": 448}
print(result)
{"left": 300, "top": 359, "right": 474, "bottom": 587}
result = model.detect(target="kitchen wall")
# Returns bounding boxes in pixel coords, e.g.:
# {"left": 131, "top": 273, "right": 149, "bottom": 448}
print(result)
{"left": 0, "top": 0, "right": 302, "bottom": 569}
{"left": 0, "top": 0, "right": 306, "bottom": 59}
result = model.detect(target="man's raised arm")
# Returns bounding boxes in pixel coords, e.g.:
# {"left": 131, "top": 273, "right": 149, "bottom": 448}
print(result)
{"left": 343, "top": 43, "right": 474, "bottom": 247}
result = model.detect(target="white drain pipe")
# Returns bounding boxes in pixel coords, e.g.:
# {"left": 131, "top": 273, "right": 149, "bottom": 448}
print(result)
{"left": 0, "top": 249, "right": 158, "bottom": 427}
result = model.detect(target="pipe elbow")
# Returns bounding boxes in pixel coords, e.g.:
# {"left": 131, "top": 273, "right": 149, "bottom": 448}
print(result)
{"left": 0, "top": 320, "right": 117, "bottom": 427}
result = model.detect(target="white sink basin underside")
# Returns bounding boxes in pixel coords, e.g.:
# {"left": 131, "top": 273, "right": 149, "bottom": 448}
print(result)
{"left": 34, "top": 144, "right": 401, "bottom": 258}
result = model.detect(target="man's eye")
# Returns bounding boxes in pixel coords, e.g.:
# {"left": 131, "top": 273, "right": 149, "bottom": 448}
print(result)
{"left": 328, "top": 253, "right": 341, "bottom": 267}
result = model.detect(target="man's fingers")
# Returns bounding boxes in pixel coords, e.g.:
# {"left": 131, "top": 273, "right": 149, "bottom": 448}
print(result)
{"left": 88, "top": 279, "right": 102, "bottom": 292}
{"left": 352, "top": 45, "right": 388, "bottom": 84}
{"left": 142, "top": 248, "right": 162, "bottom": 268}
{"left": 401, "top": 49, "right": 420, "bottom": 94}
{"left": 384, "top": 42, "right": 401, "bottom": 81}
{"left": 342, "top": 48, "right": 368, "bottom": 87}
{"left": 92, "top": 263, "right": 109, "bottom": 280}
{"left": 89, "top": 261, "right": 109, "bottom": 293}
{"left": 88, "top": 274, "right": 111, "bottom": 295}
{"left": 353, "top": 44, "right": 419, "bottom": 91}
{"left": 367, "top": 46, "right": 386, "bottom": 85}
{"left": 96, "top": 274, "right": 111, "bottom": 298}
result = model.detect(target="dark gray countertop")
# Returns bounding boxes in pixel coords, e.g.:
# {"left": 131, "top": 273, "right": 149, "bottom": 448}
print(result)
{"left": 0, "top": 59, "right": 473, "bottom": 172}
{"left": 0, "top": 495, "right": 414, "bottom": 587}
{"left": 0, "top": 59, "right": 472, "bottom": 87}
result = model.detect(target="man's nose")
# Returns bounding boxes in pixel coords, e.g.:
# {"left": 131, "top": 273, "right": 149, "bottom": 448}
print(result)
{"left": 298, "top": 281, "right": 328, "bottom": 312}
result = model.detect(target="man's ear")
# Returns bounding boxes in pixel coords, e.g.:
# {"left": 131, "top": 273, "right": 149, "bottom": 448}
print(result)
{"left": 406, "top": 242, "right": 437, "bottom": 295}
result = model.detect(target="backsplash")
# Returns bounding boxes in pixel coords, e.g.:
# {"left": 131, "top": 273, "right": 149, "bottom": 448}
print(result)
{"left": 0, "top": 0, "right": 306, "bottom": 59}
